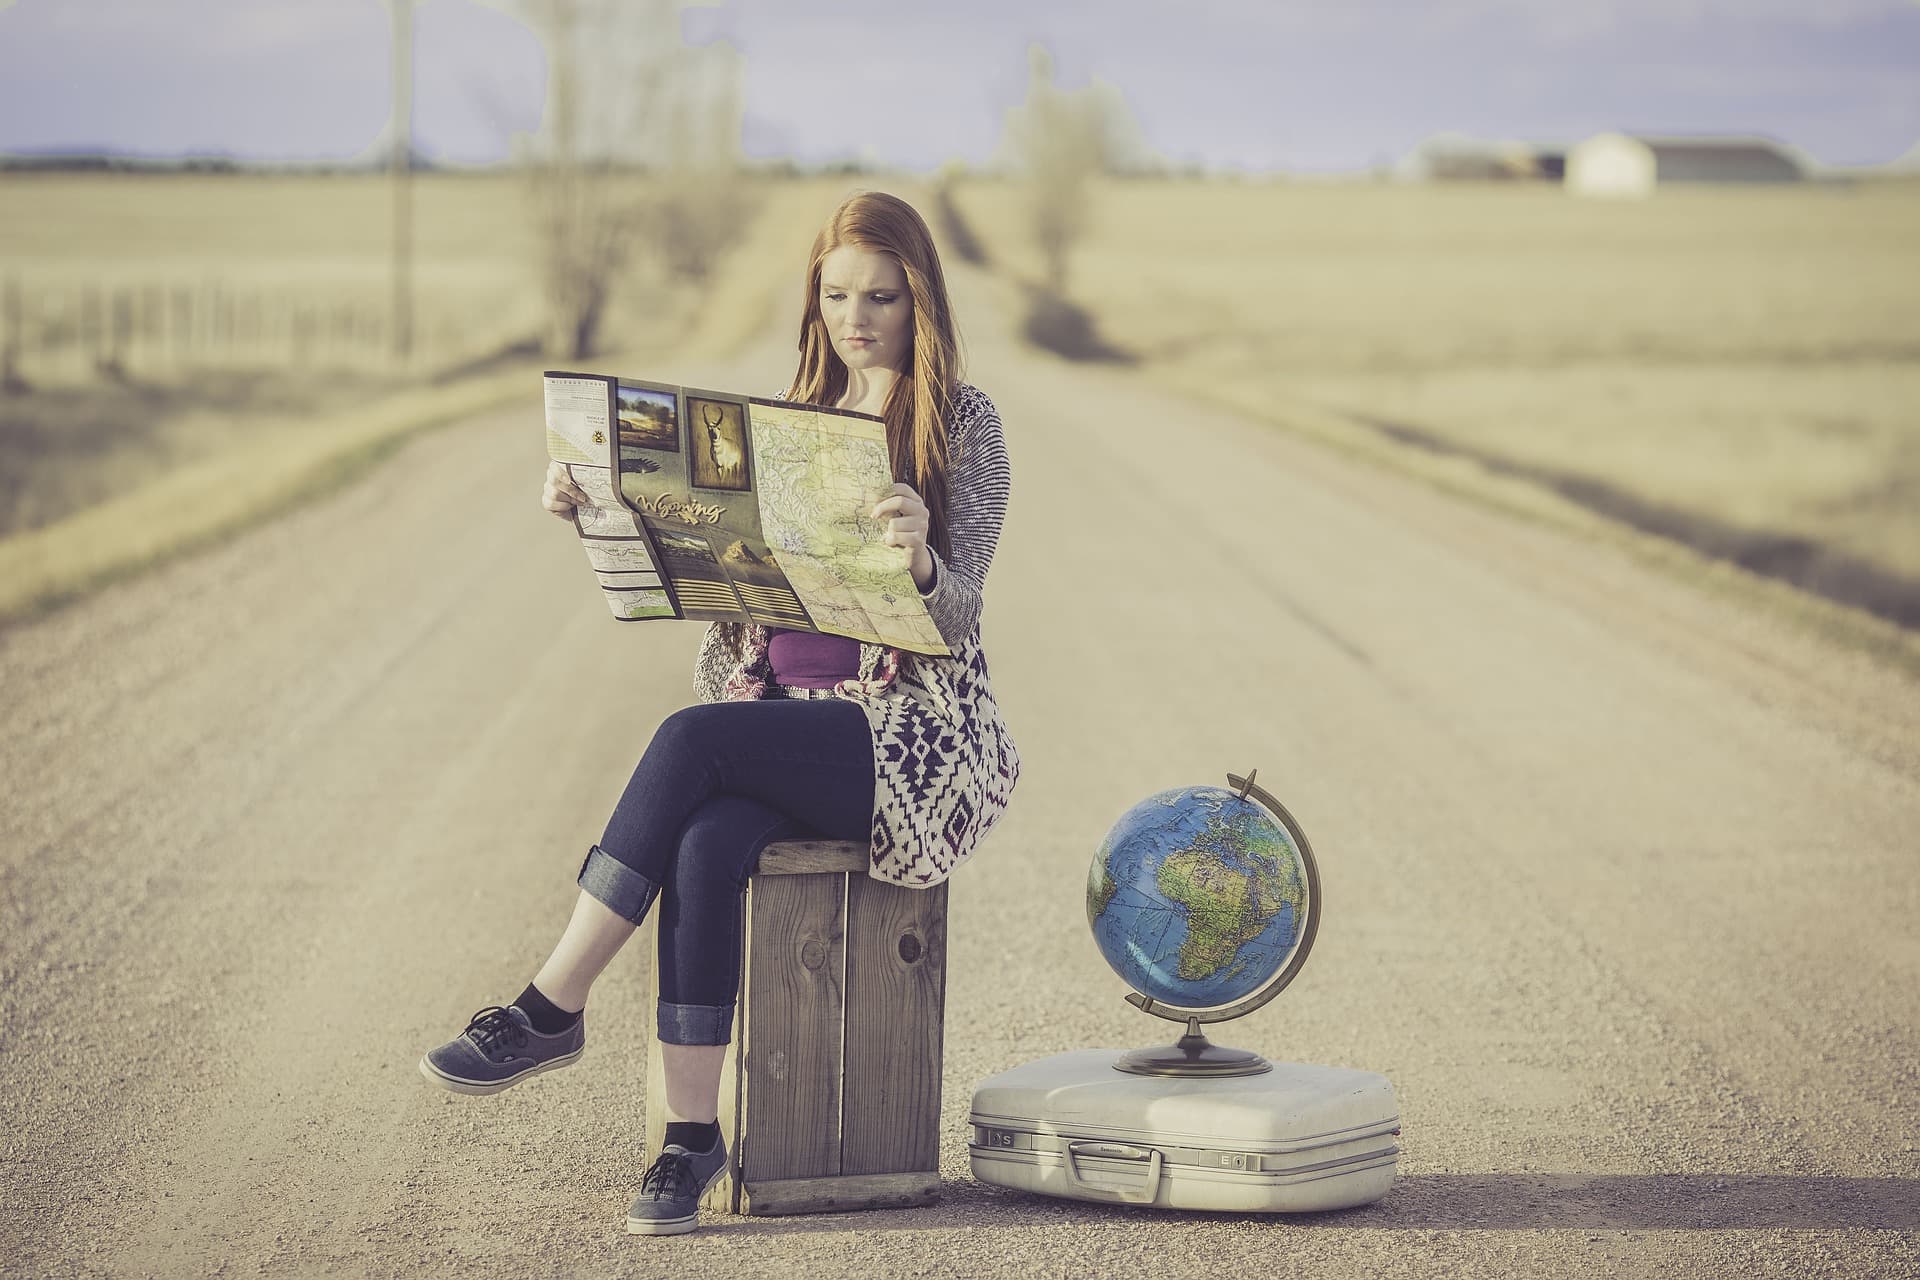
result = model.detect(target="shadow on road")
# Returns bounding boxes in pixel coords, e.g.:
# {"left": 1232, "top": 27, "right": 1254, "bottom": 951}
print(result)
{"left": 691, "top": 1174, "right": 1920, "bottom": 1235}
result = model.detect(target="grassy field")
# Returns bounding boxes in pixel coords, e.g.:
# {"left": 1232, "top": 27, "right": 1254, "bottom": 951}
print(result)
{"left": 0, "top": 171, "right": 544, "bottom": 378}
{"left": 0, "top": 172, "right": 856, "bottom": 535}
{"left": 0, "top": 172, "right": 553, "bottom": 539}
{"left": 949, "top": 178, "right": 1920, "bottom": 627}
{"left": 0, "top": 172, "right": 863, "bottom": 623}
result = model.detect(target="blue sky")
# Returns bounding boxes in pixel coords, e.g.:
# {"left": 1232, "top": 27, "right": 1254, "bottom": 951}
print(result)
{"left": 1, "top": 0, "right": 1916, "bottom": 171}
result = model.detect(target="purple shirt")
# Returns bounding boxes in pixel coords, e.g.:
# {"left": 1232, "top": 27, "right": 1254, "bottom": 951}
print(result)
{"left": 767, "top": 627, "right": 862, "bottom": 689}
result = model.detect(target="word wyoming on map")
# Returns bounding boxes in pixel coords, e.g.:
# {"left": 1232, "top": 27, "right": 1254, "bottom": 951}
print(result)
{"left": 541, "top": 371, "right": 949, "bottom": 656}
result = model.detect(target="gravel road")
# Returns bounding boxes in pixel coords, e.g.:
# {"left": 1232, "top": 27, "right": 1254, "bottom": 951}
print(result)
{"left": 3, "top": 265, "right": 1917, "bottom": 1279}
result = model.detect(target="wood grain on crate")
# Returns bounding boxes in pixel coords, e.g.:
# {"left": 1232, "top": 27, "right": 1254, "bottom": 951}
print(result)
{"left": 742, "top": 870, "right": 847, "bottom": 1182}
{"left": 843, "top": 875, "right": 947, "bottom": 1175}
{"left": 642, "top": 839, "right": 950, "bottom": 1216}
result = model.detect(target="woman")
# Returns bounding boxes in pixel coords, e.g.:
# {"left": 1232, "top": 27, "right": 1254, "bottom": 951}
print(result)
{"left": 418, "top": 191, "right": 1019, "bottom": 1236}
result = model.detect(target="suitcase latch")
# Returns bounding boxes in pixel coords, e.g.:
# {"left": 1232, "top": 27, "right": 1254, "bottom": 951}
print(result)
{"left": 1217, "top": 1151, "right": 1260, "bottom": 1172}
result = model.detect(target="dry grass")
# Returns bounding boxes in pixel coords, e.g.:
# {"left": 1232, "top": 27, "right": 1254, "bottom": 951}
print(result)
{"left": 0, "top": 173, "right": 859, "bottom": 625}
{"left": 950, "top": 178, "right": 1920, "bottom": 625}
{"left": 0, "top": 172, "right": 548, "bottom": 380}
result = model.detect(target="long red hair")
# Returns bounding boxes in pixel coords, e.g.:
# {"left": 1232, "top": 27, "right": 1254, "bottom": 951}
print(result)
{"left": 785, "top": 191, "right": 963, "bottom": 561}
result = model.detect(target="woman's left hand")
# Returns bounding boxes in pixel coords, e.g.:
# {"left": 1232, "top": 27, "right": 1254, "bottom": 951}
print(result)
{"left": 871, "top": 482, "right": 935, "bottom": 589}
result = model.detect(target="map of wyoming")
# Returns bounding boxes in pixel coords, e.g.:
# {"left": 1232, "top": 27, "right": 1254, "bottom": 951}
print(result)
{"left": 541, "top": 372, "right": 950, "bottom": 656}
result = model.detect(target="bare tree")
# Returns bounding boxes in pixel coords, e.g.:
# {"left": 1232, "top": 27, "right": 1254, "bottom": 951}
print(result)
{"left": 998, "top": 45, "right": 1156, "bottom": 293}
{"left": 517, "top": 0, "right": 750, "bottom": 359}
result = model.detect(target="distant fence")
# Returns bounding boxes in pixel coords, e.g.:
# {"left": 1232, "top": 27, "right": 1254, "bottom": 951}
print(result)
{"left": 0, "top": 276, "right": 529, "bottom": 388}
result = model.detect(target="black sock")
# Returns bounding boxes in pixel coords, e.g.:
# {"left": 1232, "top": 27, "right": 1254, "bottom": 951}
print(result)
{"left": 515, "top": 982, "right": 581, "bottom": 1035}
{"left": 664, "top": 1120, "right": 721, "bottom": 1153}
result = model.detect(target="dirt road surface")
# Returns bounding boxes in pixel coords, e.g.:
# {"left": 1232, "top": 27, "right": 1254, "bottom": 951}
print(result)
{"left": 4, "top": 265, "right": 1918, "bottom": 1279}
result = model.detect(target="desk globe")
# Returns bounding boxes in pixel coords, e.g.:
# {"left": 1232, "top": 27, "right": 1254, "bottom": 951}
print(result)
{"left": 1085, "top": 771, "right": 1320, "bottom": 1076}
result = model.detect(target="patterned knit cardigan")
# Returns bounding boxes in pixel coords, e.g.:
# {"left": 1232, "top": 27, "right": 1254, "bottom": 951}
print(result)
{"left": 692, "top": 381, "right": 1020, "bottom": 887}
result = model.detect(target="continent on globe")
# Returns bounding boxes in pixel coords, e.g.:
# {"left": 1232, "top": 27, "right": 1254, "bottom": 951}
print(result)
{"left": 1157, "top": 849, "right": 1283, "bottom": 982}
{"left": 1086, "top": 784, "right": 1311, "bottom": 1010}
{"left": 1088, "top": 860, "right": 1118, "bottom": 921}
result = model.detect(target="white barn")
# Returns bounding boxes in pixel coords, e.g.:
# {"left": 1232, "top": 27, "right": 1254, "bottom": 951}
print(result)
{"left": 1566, "top": 133, "right": 1805, "bottom": 198}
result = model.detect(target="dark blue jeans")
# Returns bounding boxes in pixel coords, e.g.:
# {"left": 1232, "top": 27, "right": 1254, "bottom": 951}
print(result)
{"left": 576, "top": 699, "right": 874, "bottom": 1046}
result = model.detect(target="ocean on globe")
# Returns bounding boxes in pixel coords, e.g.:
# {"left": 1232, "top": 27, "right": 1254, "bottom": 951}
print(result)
{"left": 1086, "top": 785, "right": 1309, "bottom": 1010}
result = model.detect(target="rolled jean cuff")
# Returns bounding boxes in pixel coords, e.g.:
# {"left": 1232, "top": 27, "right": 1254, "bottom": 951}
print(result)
{"left": 577, "top": 844, "right": 662, "bottom": 924}
{"left": 657, "top": 999, "right": 736, "bottom": 1046}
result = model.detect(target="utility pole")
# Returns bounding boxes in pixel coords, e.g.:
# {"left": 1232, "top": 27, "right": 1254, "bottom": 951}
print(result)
{"left": 390, "top": 0, "right": 415, "bottom": 363}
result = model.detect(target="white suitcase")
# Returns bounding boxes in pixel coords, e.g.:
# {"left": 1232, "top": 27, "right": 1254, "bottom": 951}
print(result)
{"left": 968, "top": 1048, "right": 1399, "bottom": 1213}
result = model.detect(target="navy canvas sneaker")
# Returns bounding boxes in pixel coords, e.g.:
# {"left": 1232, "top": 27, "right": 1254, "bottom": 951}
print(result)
{"left": 626, "top": 1136, "right": 730, "bottom": 1236}
{"left": 418, "top": 1004, "right": 585, "bottom": 1095}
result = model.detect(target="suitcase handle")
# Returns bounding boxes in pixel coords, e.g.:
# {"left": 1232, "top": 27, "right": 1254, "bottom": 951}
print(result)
{"left": 1063, "top": 1141, "right": 1165, "bottom": 1205}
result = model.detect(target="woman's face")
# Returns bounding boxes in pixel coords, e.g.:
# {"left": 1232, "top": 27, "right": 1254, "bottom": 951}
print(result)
{"left": 818, "top": 245, "right": 912, "bottom": 375}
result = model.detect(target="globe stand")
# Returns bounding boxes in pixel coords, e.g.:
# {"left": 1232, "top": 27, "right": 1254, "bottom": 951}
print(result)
{"left": 1112, "top": 1015, "right": 1272, "bottom": 1077}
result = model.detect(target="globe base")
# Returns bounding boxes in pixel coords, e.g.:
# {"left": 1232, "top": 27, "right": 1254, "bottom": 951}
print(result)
{"left": 1111, "top": 1025, "right": 1273, "bottom": 1078}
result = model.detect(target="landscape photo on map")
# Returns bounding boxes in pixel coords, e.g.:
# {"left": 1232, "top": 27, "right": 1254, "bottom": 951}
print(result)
{"left": 652, "top": 527, "right": 724, "bottom": 569}
{"left": 649, "top": 526, "right": 747, "bottom": 620}
{"left": 616, "top": 381, "right": 679, "bottom": 452}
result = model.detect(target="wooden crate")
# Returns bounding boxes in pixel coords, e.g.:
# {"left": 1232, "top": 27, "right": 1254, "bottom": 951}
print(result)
{"left": 639, "top": 839, "right": 949, "bottom": 1215}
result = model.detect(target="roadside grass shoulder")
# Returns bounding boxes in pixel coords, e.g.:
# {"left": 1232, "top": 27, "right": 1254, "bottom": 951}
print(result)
{"left": 0, "top": 367, "right": 534, "bottom": 626}
{"left": 1160, "top": 362, "right": 1920, "bottom": 684}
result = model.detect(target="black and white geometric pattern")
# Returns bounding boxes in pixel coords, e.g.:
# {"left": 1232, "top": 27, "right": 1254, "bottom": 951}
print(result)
{"left": 691, "top": 383, "right": 1020, "bottom": 887}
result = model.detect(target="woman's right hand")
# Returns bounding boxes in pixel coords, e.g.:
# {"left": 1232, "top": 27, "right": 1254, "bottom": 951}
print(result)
{"left": 542, "top": 459, "right": 591, "bottom": 520}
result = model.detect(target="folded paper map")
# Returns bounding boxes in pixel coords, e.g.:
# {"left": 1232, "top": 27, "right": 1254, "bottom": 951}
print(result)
{"left": 542, "top": 371, "right": 949, "bottom": 656}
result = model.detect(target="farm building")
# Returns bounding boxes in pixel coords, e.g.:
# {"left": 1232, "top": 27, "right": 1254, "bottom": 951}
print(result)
{"left": 1565, "top": 133, "right": 1806, "bottom": 197}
